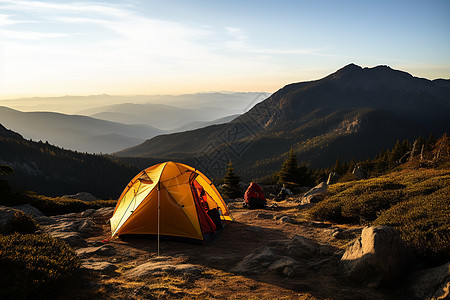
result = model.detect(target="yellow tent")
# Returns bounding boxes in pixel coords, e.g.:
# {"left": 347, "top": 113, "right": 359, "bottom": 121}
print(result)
{"left": 110, "top": 161, "right": 233, "bottom": 242}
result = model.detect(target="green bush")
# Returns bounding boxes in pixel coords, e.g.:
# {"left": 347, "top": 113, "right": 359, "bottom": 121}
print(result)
{"left": 309, "top": 169, "right": 450, "bottom": 261}
{"left": 310, "top": 177, "right": 407, "bottom": 224}
{"left": 0, "top": 211, "right": 39, "bottom": 235}
{"left": 0, "top": 233, "right": 80, "bottom": 299}
{"left": 374, "top": 187, "right": 450, "bottom": 261}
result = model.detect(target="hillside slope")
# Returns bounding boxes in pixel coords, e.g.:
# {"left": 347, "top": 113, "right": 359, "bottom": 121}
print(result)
{"left": 0, "top": 124, "right": 138, "bottom": 198}
{"left": 115, "top": 64, "right": 450, "bottom": 179}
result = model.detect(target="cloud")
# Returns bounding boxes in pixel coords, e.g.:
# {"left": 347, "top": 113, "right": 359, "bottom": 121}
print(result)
{"left": 0, "top": 0, "right": 328, "bottom": 96}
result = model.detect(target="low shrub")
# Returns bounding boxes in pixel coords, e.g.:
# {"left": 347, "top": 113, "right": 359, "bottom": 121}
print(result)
{"left": 309, "top": 169, "right": 450, "bottom": 262}
{"left": 0, "top": 211, "right": 39, "bottom": 235}
{"left": 0, "top": 233, "right": 80, "bottom": 299}
{"left": 374, "top": 187, "right": 450, "bottom": 261}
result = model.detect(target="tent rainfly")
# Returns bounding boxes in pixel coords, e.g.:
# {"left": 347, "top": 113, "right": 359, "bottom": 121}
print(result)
{"left": 109, "top": 161, "right": 233, "bottom": 244}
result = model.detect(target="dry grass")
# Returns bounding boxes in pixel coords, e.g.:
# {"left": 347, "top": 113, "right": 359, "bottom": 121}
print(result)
{"left": 309, "top": 168, "right": 450, "bottom": 261}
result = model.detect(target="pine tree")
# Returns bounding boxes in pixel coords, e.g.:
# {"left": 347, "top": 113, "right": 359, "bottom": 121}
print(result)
{"left": 278, "top": 149, "right": 313, "bottom": 186}
{"left": 278, "top": 149, "right": 299, "bottom": 183}
{"left": 221, "top": 161, "right": 241, "bottom": 198}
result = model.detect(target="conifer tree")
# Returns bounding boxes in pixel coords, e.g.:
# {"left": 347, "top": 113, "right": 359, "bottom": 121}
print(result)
{"left": 278, "top": 148, "right": 313, "bottom": 186}
{"left": 279, "top": 149, "right": 299, "bottom": 183}
{"left": 221, "top": 161, "right": 241, "bottom": 198}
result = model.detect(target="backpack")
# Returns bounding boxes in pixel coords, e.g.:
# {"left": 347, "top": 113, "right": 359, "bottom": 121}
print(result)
{"left": 244, "top": 182, "right": 266, "bottom": 209}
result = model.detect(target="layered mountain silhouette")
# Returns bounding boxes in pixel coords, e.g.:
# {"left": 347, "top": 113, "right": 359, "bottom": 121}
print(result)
{"left": 0, "top": 124, "right": 139, "bottom": 197}
{"left": 0, "top": 107, "right": 163, "bottom": 153}
{"left": 115, "top": 64, "right": 450, "bottom": 180}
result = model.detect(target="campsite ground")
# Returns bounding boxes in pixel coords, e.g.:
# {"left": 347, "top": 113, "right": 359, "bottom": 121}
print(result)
{"left": 72, "top": 198, "right": 397, "bottom": 299}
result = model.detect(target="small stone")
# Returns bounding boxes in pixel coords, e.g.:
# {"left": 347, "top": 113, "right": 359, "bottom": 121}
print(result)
{"left": 80, "top": 209, "right": 96, "bottom": 217}
{"left": 78, "top": 219, "right": 95, "bottom": 233}
{"left": 282, "top": 266, "right": 295, "bottom": 278}
{"left": 82, "top": 261, "right": 117, "bottom": 273}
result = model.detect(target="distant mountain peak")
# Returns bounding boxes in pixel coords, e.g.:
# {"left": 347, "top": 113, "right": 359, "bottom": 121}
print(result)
{"left": 341, "top": 63, "right": 363, "bottom": 72}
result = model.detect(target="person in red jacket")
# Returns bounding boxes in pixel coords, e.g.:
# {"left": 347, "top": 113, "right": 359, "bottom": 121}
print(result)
{"left": 244, "top": 182, "right": 266, "bottom": 209}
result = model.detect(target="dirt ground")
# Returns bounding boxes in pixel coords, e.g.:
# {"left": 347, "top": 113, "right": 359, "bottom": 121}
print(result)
{"left": 72, "top": 198, "right": 400, "bottom": 300}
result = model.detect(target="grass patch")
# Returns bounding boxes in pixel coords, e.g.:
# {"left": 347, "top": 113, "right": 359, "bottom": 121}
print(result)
{"left": 0, "top": 210, "right": 39, "bottom": 235}
{"left": 0, "top": 190, "right": 116, "bottom": 216}
{"left": 0, "top": 233, "right": 80, "bottom": 299}
{"left": 309, "top": 168, "right": 450, "bottom": 261}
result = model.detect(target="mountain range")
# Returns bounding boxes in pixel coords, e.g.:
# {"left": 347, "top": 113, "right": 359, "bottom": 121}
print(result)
{"left": 115, "top": 64, "right": 450, "bottom": 180}
{"left": 0, "top": 92, "right": 267, "bottom": 153}
{"left": 0, "top": 106, "right": 162, "bottom": 153}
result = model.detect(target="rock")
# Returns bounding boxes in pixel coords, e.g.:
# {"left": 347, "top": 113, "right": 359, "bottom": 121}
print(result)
{"left": 0, "top": 206, "right": 18, "bottom": 226}
{"left": 76, "top": 245, "right": 116, "bottom": 257}
{"left": 278, "top": 216, "right": 292, "bottom": 224}
{"left": 231, "top": 247, "right": 281, "bottom": 274}
{"left": 341, "top": 226, "right": 413, "bottom": 287}
{"left": 332, "top": 228, "right": 362, "bottom": 240}
{"left": 327, "top": 172, "right": 340, "bottom": 185}
{"left": 269, "top": 256, "right": 298, "bottom": 277}
{"left": 283, "top": 266, "right": 295, "bottom": 277}
{"left": 125, "top": 261, "right": 202, "bottom": 278}
{"left": 81, "top": 261, "right": 118, "bottom": 273}
{"left": 91, "top": 207, "right": 115, "bottom": 218}
{"left": 50, "top": 231, "right": 87, "bottom": 247}
{"left": 306, "top": 257, "right": 333, "bottom": 269}
{"left": 286, "top": 235, "right": 320, "bottom": 258}
{"left": 309, "top": 221, "right": 332, "bottom": 228}
{"left": 12, "top": 204, "right": 44, "bottom": 217}
{"left": 61, "top": 192, "right": 98, "bottom": 202}
{"left": 301, "top": 182, "right": 327, "bottom": 203}
{"left": 78, "top": 219, "right": 95, "bottom": 233}
{"left": 408, "top": 262, "right": 450, "bottom": 300}
{"left": 80, "top": 209, "right": 96, "bottom": 217}
{"left": 256, "top": 212, "right": 273, "bottom": 219}
{"left": 47, "top": 220, "right": 81, "bottom": 232}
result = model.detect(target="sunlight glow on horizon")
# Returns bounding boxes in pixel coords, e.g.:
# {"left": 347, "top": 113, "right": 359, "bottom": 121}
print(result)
{"left": 0, "top": 0, "right": 449, "bottom": 99}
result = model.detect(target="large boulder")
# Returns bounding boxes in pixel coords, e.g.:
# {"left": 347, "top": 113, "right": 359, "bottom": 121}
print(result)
{"left": 301, "top": 182, "right": 328, "bottom": 203}
{"left": 408, "top": 262, "right": 450, "bottom": 300}
{"left": 231, "top": 247, "right": 281, "bottom": 275}
{"left": 12, "top": 204, "right": 44, "bottom": 217}
{"left": 341, "top": 226, "right": 413, "bottom": 287}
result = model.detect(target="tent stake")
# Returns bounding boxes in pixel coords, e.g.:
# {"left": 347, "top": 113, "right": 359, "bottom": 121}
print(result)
{"left": 157, "top": 182, "right": 160, "bottom": 256}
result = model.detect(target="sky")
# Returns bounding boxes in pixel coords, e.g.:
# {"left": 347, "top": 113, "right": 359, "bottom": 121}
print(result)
{"left": 0, "top": 0, "right": 449, "bottom": 99}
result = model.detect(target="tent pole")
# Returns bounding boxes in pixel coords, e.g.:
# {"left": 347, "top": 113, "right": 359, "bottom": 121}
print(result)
{"left": 157, "top": 182, "right": 160, "bottom": 256}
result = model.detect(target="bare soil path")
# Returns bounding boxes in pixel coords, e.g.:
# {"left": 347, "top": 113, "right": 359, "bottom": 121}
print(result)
{"left": 67, "top": 198, "right": 398, "bottom": 299}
